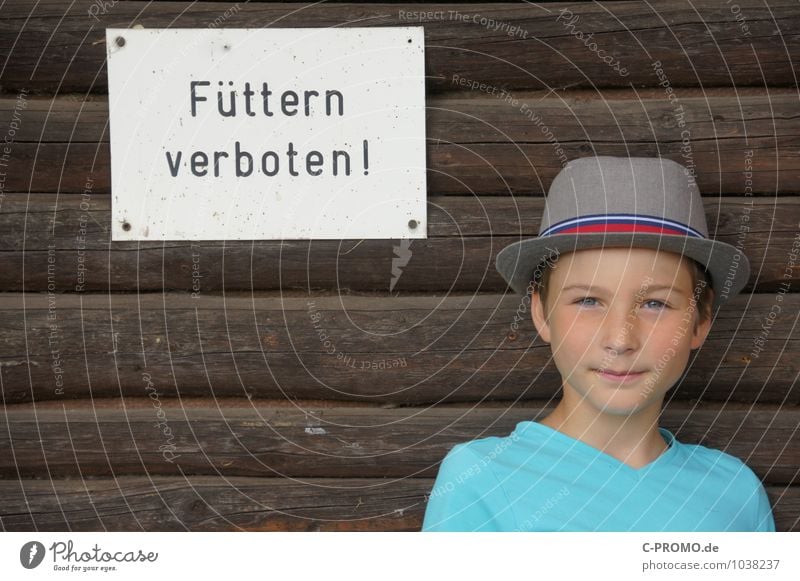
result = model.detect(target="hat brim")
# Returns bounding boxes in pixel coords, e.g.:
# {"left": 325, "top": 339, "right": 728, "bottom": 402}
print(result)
{"left": 495, "top": 233, "right": 750, "bottom": 312}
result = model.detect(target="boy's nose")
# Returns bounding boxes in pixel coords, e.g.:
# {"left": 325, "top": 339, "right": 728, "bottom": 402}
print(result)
{"left": 600, "top": 305, "right": 640, "bottom": 355}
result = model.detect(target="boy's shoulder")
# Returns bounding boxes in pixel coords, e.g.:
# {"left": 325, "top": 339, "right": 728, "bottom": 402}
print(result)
{"left": 670, "top": 432, "right": 765, "bottom": 487}
{"left": 438, "top": 421, "right": 546, "bottom": 477}
{"left": 436, "top": 426, "right": 525, "bottom": 478}
{"left": 446, "top": 422, "right": 530, "bottom": 456}
{"left": 672, "top": 434, "right": 772, "bottom": 529}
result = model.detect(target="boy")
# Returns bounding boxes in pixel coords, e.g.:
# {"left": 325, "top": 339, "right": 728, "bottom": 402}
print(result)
{"left": 422, "top": 156, "right": 776, "bottom": 532}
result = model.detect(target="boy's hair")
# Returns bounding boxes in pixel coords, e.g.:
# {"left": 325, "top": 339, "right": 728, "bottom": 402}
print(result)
{"left": 529, "top": 252, "right": 713, "bottom": 333}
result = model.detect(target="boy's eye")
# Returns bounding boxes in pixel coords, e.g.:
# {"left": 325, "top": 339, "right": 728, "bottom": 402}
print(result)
{"left": 572, "top": 298, "right": 668, "bottom": 309}
{"left": 574, "top": 297, "right": 598, "bottom": 307}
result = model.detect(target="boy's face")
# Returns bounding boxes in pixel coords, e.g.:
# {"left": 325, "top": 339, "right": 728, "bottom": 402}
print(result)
{"left": 530, "top": 247, "right": 712, "bottom": 416}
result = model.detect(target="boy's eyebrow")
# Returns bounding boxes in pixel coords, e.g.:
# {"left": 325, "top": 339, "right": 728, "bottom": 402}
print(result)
{"left": 560, "top": 283, "right": 688, "bottom": 294}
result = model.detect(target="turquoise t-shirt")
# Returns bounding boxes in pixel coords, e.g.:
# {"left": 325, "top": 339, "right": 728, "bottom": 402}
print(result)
{"left": 422, "top": 421, "right": 775, "bottom": 532}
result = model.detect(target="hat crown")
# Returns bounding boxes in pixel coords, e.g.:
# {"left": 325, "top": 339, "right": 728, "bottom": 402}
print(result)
{"left": 540, "top": 156, "right": 709, "bottom": 239}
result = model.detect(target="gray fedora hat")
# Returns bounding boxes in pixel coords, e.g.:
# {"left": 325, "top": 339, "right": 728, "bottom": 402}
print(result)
{"left": 495, "top": 155, "right": 750, "bottom": 311}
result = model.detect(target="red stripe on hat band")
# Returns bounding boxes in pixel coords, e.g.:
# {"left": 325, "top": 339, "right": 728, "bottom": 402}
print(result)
{"left": 556, "top": 224, "right": 688, "bottom": 235}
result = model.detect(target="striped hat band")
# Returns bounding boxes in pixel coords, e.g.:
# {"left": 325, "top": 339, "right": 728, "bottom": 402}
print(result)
{"left": 541, "top": 214, "right": 706, "bottom": 239}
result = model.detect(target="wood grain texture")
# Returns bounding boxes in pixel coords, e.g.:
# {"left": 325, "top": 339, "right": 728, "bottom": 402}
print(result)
{"left": 1, "top": 1, "right": 798, "bottom": 93}
{"left": 0, "top": 477, "right": 796, "bottom": 531}
{"left": 0, "top": 476, "right": 426, "bottom": 531}
{"left": 1, "top": 401, "right": 797, "bottom": 484}
{"left": 1, "top": 193, "right": 797, "bottom": 292}
{"left": 1, "top": 92, "right": 798, "bottom": 194}
{"left": 0, "top": 293, "right": 797, "bottom": 404}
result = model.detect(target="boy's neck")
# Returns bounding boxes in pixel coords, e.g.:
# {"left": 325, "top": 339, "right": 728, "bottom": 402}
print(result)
{"left": 539, "top": 390, "right": 669, "bottom": 469}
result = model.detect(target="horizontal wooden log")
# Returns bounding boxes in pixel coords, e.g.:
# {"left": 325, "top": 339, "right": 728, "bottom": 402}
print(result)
{"left": 1, "top": 1, "right": 798, "bottom": 93}
{"left": 1, "top": 293, "right": 797, "bottom": 404}
{"left": 7, "top": 88, "right": 800, "bottom": 146}
{"left": 0, "top": 476, "right": 425, "bottom": 531}
{"left": 0, "top": 477, "right": 796, "bottom": 531}
{"left": 0, "top": 400, "right": 797, "bottom": 484}
{"left": 2, "top": 92, "right": 799, "bottom": 194}
{"left": 1, "top": 194, "right": 797, "bottom": 293}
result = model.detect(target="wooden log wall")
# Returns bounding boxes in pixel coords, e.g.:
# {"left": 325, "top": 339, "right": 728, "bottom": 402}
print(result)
{"left": 0, "top": 0, "right": 798, "bottom": 532}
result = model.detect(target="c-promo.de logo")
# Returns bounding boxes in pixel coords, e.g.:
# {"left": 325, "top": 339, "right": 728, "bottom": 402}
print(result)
{"left": 20, "top": 541, "right": 46, "bottom": 569}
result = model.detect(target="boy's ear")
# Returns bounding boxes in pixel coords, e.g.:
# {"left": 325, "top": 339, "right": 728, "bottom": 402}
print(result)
{"left": 531, "top": 291, "right": 552, "bottom": 344}
{"left": 690, "top": 315, "right": 712, "bottom": 350}
{"left": 690, "top": 290, "right": 714, "bottom": 350}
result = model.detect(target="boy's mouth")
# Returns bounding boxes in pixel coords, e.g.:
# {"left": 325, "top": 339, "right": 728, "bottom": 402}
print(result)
{"left": 593, "top": 369, "right": 646, "bottom": 383}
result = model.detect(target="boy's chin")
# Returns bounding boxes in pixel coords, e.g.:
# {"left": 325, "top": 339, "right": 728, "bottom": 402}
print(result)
{"left": 596, "top": 401, "right": 660, "bottom": 416}
{"left": 583, "top": 387, "right": 666, "bottom": 416}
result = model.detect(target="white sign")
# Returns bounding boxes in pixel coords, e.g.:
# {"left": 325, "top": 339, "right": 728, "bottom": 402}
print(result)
{"left": 106, "top": 27, "right": 427, "bottom": 240}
